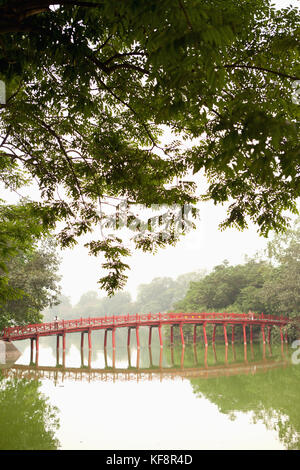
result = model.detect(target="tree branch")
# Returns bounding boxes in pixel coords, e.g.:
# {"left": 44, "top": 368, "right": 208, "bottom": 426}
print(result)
{"left": 222, "top": 64, "right": 299, "bottom": 81}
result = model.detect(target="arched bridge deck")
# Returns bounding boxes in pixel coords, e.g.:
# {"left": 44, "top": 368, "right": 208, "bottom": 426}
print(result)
{"left": 0, "top": 312, "right": 290, "bottom": 362}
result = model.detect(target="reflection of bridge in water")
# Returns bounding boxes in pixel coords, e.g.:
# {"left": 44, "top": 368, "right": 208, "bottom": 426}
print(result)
{"left": 1, "top": 344, "right": 290, "bottom": 384}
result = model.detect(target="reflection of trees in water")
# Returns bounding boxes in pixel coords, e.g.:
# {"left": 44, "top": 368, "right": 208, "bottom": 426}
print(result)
{"left": 189, "top": 356, "right": 300, "bottom": 450}
{"left": 0, "top": 374, "right": 60, "bottom": 450}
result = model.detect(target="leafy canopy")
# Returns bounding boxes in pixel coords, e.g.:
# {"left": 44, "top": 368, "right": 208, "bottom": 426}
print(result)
{"left": 0, "top": 0, "right": 299, "bottom": 294}
{"left": 0, "top": 237, "right": 61, "bottom": 329}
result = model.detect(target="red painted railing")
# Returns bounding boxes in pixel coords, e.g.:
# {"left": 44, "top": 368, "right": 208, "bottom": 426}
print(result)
{"left": 0, "top": 312, "right": 289, "bottom": 341}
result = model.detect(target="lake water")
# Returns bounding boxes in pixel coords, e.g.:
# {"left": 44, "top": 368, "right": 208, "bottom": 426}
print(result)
{"left": 0, "top": 329, "right": 299, "bottom": 450}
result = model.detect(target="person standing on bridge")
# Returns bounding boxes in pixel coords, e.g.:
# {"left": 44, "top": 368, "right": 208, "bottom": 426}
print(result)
{"left": 248, "top": 311, "right": 255, "bottom": 321}
{"left": 54, "top": 315, "right": 59, "bottom": 329}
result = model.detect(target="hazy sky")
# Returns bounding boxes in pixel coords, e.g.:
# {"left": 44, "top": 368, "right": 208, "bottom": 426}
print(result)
{"left": 57, "top": 198, "right": 299, "bottom": 305}
{"left": 1, "top": 0, "right": 299, "bottom": 305}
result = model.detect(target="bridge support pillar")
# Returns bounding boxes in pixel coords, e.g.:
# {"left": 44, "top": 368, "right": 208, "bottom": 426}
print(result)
{"left": 56, "top": 335, "right": 60, "bottom": 363}
{"left": 243, "top": 324, "right": 247, "bottom": 345}
{"left": 231, "top": 325, "right": 234, "bottom": 344}
{"left": 203, "top": 323, "right": 208, "bottom": 347}
{"left": 127, "top": 346, "right": 131, "bottom": 367}
{"left": 127, "top": 328, "right": 131, "bottom": 347}
{"left": 223, "top": 324, "right": 228, "bottom": 347}
{"left": 244, "top": 343, "right": 248, "bottom": 363}
{"left": 149, "top": 346, "right": 153, "bottom": 367}
{"left": 204, "top": 345, "right": 208, "bottom": 369}
{"left": 30, "top": 338, "right": 34, "bottom": 363}
{"left": 179, "top": 323, "right": 184, "bottom": 347}
{"left": 104, "top": 347, "right": 108, "bottom": 368}
{"left": 158, "top": 325, "right": 163, "bottom": 348}
{"left": 250, "top": 325, "right": 253, "bottom": 344}
{"left": 81, "top": 332, "right": 84, "bottom": 349}
{"left": 112, "top": 327, "right": 116, "bottom": 350}
{"left": 35, "top": 335, "right": 39, "bottom": 365}
{"left": 212, "top": 324, "right": 216, "bottom": 344}
{"left": 267, "top": 326, "right": 271, "bottom": 345}
{"left": 112, "top": 348, "right": 116, "bottom": 368}
{"left": 136, "top": 348, "right": 140, "bottom": 369}
{"left": 170, "top": 325, "right": 174, "bottom": 345}
{"left": 88, "top": 329, "right": 92, "bottom": 350}
{"left": 104, "top": 329, "right": 108, "bottom": 348}
{"left": 213, "top": 342, "right": 217, "bottom": 362}
{"left": 280, "top": 326, "right": 284, "bottom": 344}
{"left": 285, "top": 328, "right": 288, "bottom": 344}
{"left": 225, "top": 344, "right": 228, "bottom": 364}
{"left": 62, "top": 332, "right": 66, "bottom": 352}
{"left": 160, "top": 347, "right": 163, "bottom": 369}
{"left": 136, "top": 326, "right": 140, "bottom": 349}
{"left": 261, "top": 326, "right": 266, "bottom": 344}
{"left": 193, "top": 324, "right": 197, "bottom": 344}
{"left": 149, "top": 326, "right": 152, "bottom": 347}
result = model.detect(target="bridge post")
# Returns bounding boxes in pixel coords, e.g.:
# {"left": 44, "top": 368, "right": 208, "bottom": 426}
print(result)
{"left": 193, "top": 324, "right": 197, "bottom": 344}
{"left": 204, "top": 345, "right": 208, "bottom": 369}
{"left": 112, "top": 327, "right": 116, "bottom": 350}
{"left": 80, "top": 347, "right": 84, "bottom": 367}
{"left": 80, "top": 332, "right": 84, "bottom": 349}
{"left": 193, "top": 344, "right": 198, "bottom": 365}
{"left": 180, "top": 345, "right": 185, "bottom": 369}
{"left": 250, "top": 325, "right": 253, "bottom": 344}
{"left": 232, "top": 343, "right": 236, "bottom": 361}
{"left": 170, "top": 345, "right": 174, "bottom": 366}
{"left": 179, "top": 323, "right": 184, "bottom": 347}
{"left": 285, "top": 328, "right": 288, "bottom": 344}
{"left": 158, "top": 325, "right": 163, "bottom": 348}
{"left": 212, "top": 324, "right": 216, "bottom": 344}
{"left": 267, "top": 326, "right": 271, "bottom": 345}
{"left": 136, "top": 348, "right": 140, "bottom": 369}
{"left": 244, "top": 343, "right": 248, "bottom": 363}
{"left": 112, "top": 348, "right": 116, "bottom": 368}
{"left": 213, "top": 343, "right": 217, "bottom": 362}
{"left": 56, "top": 335, "right": 60, "bottom": 364}
{"left": 149, "top": 326, "right": 152, "bottom": 347}
{"left": 231, "top": 325, "right": 234, "bottom": 344}
{"left": 243, "top": 324, "right": 247, "bottom": 345}
{"left": 160, "top": 347, "right": 163, "bottom": 369}
{"left": 88, "top": 328, "right": 92, "bottom": 350}
{"left": 127, "top": 346, "right": 132, "bottom": 367}
{"left": 223, "top": 323, "right": 228, "bottom": 346}
{"left": 225, "top": 344, "right": 228, "bottom": 364}
{"left": 149, "top": 346, "right": 153, "bottom": 367}
{"left": 280, "top": 326, "right": 284, "bottom": 345}
{"left": 35, "top": 335, "right": 39, "bottom": 365}
{"left": 104, "top": 329, "right": 107, "bottom": 348}
{"left": 136, "top": 326, "right": 140, "bottom": 349}
{"left": 261, "top": 326, "right": 266, "bottom": 344}
{"left": 127, "top": 328, "right": 131, "bottom": 347}
{"left": 104, "top": 347, "right": 108, "bottom": 368}
{"left": 30, "top": 338, "right": 34, "bottom": 363}
{"left": 170, "top": 325, "right": 173, "bottom": 345}
{"left": 203, "top": 322, "right": 208, "bottom": 347}
{"left": 62, "top": 332, "right": 66, "bottom": 352}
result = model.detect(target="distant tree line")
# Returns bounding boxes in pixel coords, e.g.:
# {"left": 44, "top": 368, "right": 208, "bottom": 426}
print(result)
{"left": 174, "top": 220, "right": 300, "bottom": 340}
{"left": 175, "top": 220, "right": 300, "bottom": 322}
{"left": 43, "top": 270, "right": 206, "bottom": 322}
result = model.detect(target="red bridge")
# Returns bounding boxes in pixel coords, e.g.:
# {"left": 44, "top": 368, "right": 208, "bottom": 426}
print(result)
{"left": 0, "top": 312, "right": 290, "bottom": 364}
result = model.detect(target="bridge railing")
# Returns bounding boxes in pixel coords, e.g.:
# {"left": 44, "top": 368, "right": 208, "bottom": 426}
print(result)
{"left": 0, "top": 312, "right": 289, "bottom": 339}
